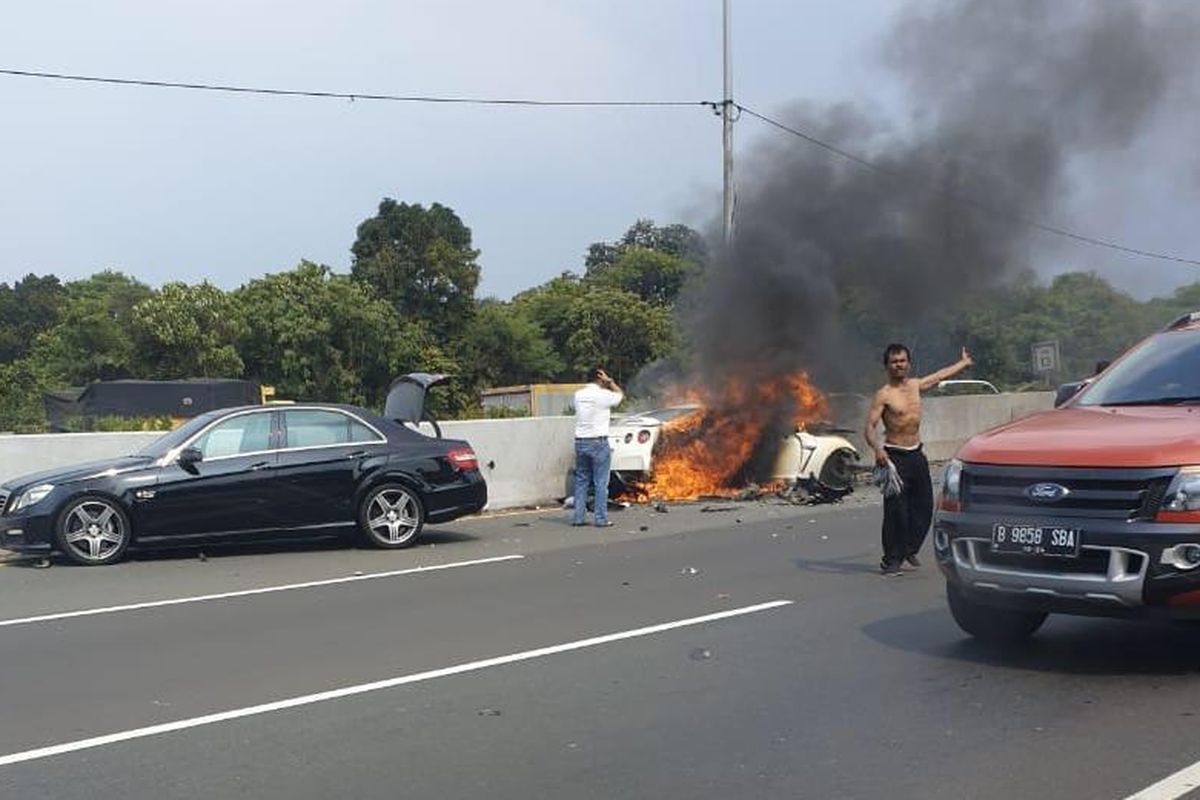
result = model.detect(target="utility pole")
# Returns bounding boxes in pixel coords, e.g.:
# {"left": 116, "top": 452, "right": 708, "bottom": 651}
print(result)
{"left": 722, "top": 0, "right": 734, "bottom": 246}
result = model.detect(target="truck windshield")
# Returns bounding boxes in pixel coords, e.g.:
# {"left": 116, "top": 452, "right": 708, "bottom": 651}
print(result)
{"left": 1076, "top": 329, "right": 1200, "bottom": 407}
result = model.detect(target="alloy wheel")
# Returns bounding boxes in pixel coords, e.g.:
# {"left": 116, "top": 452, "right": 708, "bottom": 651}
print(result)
{"left": 366, "top": 488, "right": 422, "bottom": 545}
{"left": 62, "top": 500, "right": 128, "bottom": 563}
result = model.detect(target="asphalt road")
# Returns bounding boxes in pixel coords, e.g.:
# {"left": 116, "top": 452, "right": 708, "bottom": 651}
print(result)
{"left": 4, "top": 494, "right": 1200, "bottom": 799}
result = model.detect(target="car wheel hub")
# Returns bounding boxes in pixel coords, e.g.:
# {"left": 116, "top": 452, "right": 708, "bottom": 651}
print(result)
{"left": 64, "top": 501, "right": 125, "bottom": 562}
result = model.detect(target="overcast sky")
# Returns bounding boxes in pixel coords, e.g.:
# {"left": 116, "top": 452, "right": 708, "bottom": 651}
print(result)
{"left": 1, "top": 1, "right": 1197, "bottom": 301}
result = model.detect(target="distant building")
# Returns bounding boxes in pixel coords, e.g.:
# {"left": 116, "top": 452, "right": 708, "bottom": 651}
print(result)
{"left": 480, "top": 383, "right": 587, "bottom": 417}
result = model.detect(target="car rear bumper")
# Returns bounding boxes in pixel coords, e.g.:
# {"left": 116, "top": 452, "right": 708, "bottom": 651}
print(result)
{"left": 425, "top": 472, "right": 488, "bottom": 523}
{"left": 935, "top": 511, "right": 1200, "bottom": 618}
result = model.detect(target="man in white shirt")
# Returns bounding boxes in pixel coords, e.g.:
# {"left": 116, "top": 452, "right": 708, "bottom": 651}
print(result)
{"left": 572, "top": 367, "right": 624, "bottom": 527}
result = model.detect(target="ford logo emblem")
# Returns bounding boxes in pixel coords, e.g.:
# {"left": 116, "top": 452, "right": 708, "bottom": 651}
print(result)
{"left": 1025, "top": 482, "right": 1070, "bottom": 502}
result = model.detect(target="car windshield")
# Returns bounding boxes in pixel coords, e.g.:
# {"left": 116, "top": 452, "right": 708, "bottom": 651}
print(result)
{"left": 134, "top": 412, "right": 222, "bottom": 457}
{"left": 1076, "top": 329, "right": 1200, "bottom": 406}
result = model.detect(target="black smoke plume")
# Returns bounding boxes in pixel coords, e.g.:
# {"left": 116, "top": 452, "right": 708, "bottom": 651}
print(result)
{"left": 667, "top": 0, "right": 1199, "bottom": 446}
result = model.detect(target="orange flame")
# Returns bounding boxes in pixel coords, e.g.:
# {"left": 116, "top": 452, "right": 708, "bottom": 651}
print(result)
{"left": 632, "top": 372, "right": 828, "bottom": 501}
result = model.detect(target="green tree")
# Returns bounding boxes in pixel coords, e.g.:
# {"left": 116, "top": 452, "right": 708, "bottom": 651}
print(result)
{"left": 0, "top": 274, "right": 66, "bottom": 363}
{"left": 27, "top": 272, "right": 153, "bottom": 385}
{"left": 586, "top": 247, "right": 698, "bottom": 307}
{"left": 131, "top": 282, "right": 247, "bottom": 378}
{"left": 585, "top": 219, "right": 708, "bottom": 275}
{"left": 350, "top": 199, "right": 481, "bottom": 342}
{"left": 562, "top": 286, "right": 675, "bottom": 382}
{"left": 1145, "top": 281, "right": 1200, "bottom": 328}
{"left": 515, "top": 275, "right": 674, "bottom": 383}
{"left": 512, "top": 274, "right": 589, "bottom": 373}
{"left": 0, "top": 358, "right": 52, "bottom": 432}
{"left": 237, "top": 261, "right": 441, "bottom": 407}
{"left": 459, "top": 300, "right": 563, "bottom": 389}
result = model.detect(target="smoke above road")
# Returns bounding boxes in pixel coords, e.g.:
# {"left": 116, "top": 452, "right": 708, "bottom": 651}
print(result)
{"left": 678, "top": 0, "right": 1200, "bottom": 398}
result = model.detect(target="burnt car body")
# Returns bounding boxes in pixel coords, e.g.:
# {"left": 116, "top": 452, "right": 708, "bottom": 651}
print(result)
{"left": 0, "top": 401, "right": 486, "bottom": 565}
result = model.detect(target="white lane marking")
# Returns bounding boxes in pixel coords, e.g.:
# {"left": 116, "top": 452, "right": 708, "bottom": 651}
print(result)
{"left": 0, "top": 555, "right": 525, "bottom": 628}
{"left": 1125, "top": 761, "right": 1200, "bottom": 800}
{"left": 0, "top": 599, "right": 792, "bottom": 768}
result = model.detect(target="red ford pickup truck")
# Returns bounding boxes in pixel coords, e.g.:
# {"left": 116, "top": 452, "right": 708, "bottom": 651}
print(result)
{"left": 935, "top": 312, "right": 1200, "bottom": 642}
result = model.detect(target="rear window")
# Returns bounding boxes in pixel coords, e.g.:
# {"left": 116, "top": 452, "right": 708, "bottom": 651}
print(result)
{"left": 283, "top": 409, "right": 383, "bottom": 448}
{"left": 1076, "top": 330, "right": 1200, "bottom": 406}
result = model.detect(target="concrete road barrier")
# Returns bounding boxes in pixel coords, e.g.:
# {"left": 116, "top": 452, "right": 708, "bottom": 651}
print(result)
{"left": 0, "top": 394, "right": 1054, "bottom": 510}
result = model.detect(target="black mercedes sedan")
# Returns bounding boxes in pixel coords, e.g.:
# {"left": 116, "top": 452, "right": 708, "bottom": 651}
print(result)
{"left": 0, "top": 402, "right": 487, "bottom": 565}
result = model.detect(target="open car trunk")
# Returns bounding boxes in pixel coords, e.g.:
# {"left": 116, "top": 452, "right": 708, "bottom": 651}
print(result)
{"left": 385, "top": 373, "right": 451, "bottom": 437}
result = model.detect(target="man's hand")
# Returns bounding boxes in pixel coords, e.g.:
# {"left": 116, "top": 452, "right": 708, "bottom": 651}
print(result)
{"left": 960, "top": 347, "right": 974, "bottom": 367}
{"left": 875, "top": 448, "right": 889, "bottom": 466}
{"left": 597, "top": 368, "right": 621, "bottom": 393}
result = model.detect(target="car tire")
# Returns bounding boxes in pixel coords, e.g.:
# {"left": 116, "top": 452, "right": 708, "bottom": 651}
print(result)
{"left": 359, "top": 483, "right": 425, "bottom": 549}
{"left": 818, "top": 448, "right": 858, "bottom": 490}
{"left": 53, "top": 495, "right": 133, "bottom": 566}
{"left": 946, "top": 583, "right": 1047, "bottom": 644}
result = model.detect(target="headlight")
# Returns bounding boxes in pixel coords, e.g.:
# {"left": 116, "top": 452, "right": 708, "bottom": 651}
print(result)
{"left": 939, "top": 459, "right": 963, "bottom": 511}
{"left": 1163, "top": 467, "right": 1200, "bottom": 512}
{"left": 11, "top": 483, "right": 54, "bottom": 512}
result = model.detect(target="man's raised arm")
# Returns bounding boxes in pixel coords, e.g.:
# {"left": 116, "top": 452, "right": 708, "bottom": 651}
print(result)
{"left": 917, "top": 347, "right": 974, "bottom": 392}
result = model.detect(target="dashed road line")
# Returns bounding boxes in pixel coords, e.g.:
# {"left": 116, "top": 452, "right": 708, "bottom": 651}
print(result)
{"left": 0, "top": 599, "right": 792, "bottom": 768}
{"left": 0, "top": 554, "right": 525, "bottom": 628}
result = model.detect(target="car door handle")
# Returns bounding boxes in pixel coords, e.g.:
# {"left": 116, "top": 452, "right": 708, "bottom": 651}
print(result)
{"left": 249, "top": 461, "right": 272, "bottom": 471}
{"left": 346, "top": 450, "right": 368, "bottom": 459}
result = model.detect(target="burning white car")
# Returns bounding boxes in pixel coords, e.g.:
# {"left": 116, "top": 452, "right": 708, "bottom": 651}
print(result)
{"left": 608, "top": 405, "right": 860, "bottom": 496}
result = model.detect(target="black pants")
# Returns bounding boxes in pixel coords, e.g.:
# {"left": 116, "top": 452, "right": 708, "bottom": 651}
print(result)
{"left": 881, "top": 445, "right": 933, "bottom": 566}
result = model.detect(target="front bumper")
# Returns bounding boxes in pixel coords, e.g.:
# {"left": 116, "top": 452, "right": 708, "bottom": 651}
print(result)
{"left": 935, "top": 511, "right": 1200, "bottom": 618}
{"left": 0, "top": 508, "right": 56, "bottom": 553}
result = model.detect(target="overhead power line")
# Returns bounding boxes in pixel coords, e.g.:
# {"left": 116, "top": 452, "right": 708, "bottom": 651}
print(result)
{"left": 5, "top": 67, "right": 1194, "bottom": 268}
{"left": 0, "top": 68, "right": 708, "bottom": 108}
{"left": 737, "top": 104, "right": 1200, "bottom": 269}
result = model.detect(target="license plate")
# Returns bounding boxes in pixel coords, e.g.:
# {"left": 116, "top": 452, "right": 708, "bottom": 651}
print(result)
{"left": 991, "top": 523, "right": 1081, "bottom": 557}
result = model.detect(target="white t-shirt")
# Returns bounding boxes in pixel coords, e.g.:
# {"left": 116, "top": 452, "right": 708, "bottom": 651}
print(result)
{"left": 574, "top": 383, "right": 624, "bottom": 438}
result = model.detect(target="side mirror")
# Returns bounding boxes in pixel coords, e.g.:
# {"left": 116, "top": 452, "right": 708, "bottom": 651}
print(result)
{"left": 178, "top": 447, "right": 204, "bottom": 470}
{"left": 1054, "top": 381, "right": 1086, "bottom": 408}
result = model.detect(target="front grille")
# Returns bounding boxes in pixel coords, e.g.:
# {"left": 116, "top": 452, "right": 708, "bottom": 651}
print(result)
{"left": 977, "top": 547, "right": 1144, "bottom": 576}
{"left": 963, "top": 465, "right": 1176, "bottom": 520}
{"left": 0, "top": 491, "right": 8, "bottom": 515}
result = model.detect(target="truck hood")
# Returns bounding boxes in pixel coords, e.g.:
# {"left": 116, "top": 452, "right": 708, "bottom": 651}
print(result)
{"left": 958, "top": 406, "right": 1200, "bottom": 468}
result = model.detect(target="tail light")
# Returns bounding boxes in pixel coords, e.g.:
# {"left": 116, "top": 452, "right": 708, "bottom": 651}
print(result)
{"left": 637, "top": 430, "right": 651, "bottom": 444}
{"left": 447, "top": 448, "right": 479, "bottom": 471}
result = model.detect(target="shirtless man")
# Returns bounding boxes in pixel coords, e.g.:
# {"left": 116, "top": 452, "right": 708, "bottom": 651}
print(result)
{"left": 865, "top": 344, "right": 973, "bottom": 575}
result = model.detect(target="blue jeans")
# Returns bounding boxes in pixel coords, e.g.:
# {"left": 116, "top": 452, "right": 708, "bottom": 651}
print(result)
{"left": 572, "top": 437, "right": 612, "bottom": 526}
